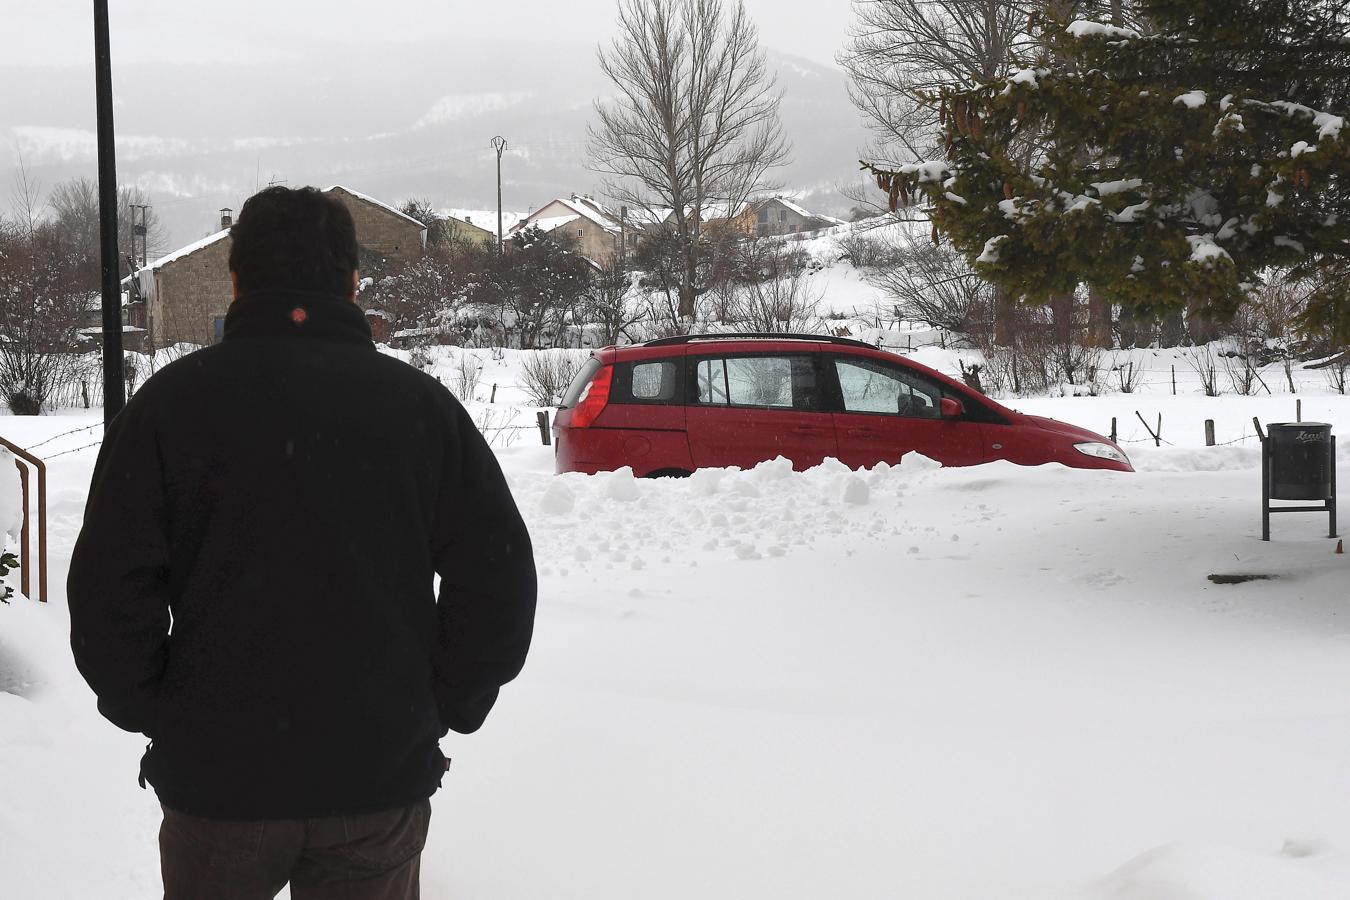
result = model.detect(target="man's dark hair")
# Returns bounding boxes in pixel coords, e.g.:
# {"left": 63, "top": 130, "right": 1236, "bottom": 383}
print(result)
{"left": 228, "top": 187, "right": 360, "bottom": 298}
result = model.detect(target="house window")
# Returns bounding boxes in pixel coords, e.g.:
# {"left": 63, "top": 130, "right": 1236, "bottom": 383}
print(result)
{"left": 577, "top": 229, "right": 585, "bottom": 238}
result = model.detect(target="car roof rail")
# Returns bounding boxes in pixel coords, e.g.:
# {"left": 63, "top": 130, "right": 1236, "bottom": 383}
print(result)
{"left": 641, "top": 332, "right": 881, "bottom": 351}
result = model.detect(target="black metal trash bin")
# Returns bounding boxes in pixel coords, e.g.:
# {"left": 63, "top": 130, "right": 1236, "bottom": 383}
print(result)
{"left": 1262, "top": 422, "right": 1337, "bottom": 540}
{"left": 1269, "top": 423, "right": 1333, "bottom": 500}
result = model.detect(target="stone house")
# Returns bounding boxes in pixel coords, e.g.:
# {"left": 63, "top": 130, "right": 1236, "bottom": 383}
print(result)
{"left": 510, "top": 196, "right": 639, "bottom": 266}
{"left": 439, "top": 214, "right": 495, "bottom": 248}
{"left": 131, "top": 186, "right": 427, "bottom": 348}
{"left": 749, "top": 197, "right": 842, "bottom": 237}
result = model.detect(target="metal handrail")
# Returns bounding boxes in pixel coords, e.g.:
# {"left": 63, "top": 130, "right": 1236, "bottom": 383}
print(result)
{"left": 0, "top": 437, "right": 47, "bottom": 603}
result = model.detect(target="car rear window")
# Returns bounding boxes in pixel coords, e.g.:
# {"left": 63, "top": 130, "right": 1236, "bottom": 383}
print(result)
{"left": 560, "top": 357, "right": 603, "bottom": 409}
{"left": 610, "top": 358, "right": 681, "bottom": 404}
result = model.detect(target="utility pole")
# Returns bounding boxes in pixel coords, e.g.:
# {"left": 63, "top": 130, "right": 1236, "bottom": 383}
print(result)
{"left": 491, "top": 135, "right": 507, "bottom": 257}
{"left": 94, "top": 0, "right": 126, "bottom": 425}
{"left": 131, "top": 203, "right": 149, "bottom": 267}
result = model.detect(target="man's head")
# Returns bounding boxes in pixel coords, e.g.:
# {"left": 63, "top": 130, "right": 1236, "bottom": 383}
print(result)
{"left": 228, "top": 186, "right": 360, "bottom": 300}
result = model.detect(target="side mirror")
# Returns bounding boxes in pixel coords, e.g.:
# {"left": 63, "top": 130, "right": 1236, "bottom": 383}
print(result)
{"left": 940, "top": 397, "right": 964, "bottom": 419}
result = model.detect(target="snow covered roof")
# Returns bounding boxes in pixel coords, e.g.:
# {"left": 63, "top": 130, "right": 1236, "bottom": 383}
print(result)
{"left": 523, "top": 214, "right": 583, "bottom": 235}
{"left": 323, "top": 185, "right": 428, "bottom": 233}
{"left": 439, "top": 208, "right": 526, "bottom": 239}
{"left": 518, "top": 196, "right": 624, "bottom": 236}
{"left": 135, "top": 229, "right": 231, "bottom": 274}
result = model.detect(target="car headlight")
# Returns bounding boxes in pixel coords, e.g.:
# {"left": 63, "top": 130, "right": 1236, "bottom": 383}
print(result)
{"left": 1074, "top": 442, "right": 1130, "bottom": 465}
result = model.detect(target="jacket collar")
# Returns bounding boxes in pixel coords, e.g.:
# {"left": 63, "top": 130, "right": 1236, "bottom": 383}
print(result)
{"left": 223, "top": 289, "right": 374, "bottom": 348}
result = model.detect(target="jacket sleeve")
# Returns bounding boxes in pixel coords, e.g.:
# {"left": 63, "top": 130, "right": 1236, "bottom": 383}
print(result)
{"left": 430, "top": 398, "right": 537, "bottom": 735}
{"left": 67, "top": 402, "right": 172, "bottom": 736}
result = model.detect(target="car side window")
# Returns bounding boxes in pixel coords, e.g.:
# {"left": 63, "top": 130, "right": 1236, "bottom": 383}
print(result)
{"left": 630, "top": 361, "right": 677, "bottom": 402}
{"left": 834, "top": 357, "right": 941, "bottom": 418}
{"left": 694, "top": 355, "right": 819, "bottom": 410}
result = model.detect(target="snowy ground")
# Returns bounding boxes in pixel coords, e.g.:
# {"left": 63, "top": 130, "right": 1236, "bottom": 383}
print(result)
{"left": 0, "top": 348, "right": 1348, "bottom": 899}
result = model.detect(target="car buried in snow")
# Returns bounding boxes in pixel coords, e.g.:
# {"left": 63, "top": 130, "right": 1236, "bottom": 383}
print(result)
{"left": 552, "top": 334, "right": 1133, "bottom": 476}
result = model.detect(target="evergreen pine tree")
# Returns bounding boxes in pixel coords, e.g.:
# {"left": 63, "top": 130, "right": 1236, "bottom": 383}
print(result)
{"left": 866, "top": 0, "right": 1350, "bottom": 341}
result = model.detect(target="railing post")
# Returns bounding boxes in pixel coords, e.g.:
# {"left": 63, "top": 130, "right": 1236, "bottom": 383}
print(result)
{"left": 0, "top": 438, "right": 48, "bottom": 602}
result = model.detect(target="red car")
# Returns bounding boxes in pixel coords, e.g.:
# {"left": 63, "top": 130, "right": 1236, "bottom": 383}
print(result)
{"left": 552, "top": 334, "right": 1132, "bottom": 476}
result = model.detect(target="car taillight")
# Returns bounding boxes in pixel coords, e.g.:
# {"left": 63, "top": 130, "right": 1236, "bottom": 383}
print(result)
{"left": 570, "top": 364, "right": 612, "bottom": 428}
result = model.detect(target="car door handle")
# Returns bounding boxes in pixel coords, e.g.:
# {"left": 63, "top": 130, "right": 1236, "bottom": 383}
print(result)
{"left": 847, "top": 427, "right": 878, "bottom": 439}
{"left": 789, "top": 425, "right": 824, "bottom": 435}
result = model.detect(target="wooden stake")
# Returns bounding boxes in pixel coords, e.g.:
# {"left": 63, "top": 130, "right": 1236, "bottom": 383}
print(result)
{"left": 1110, "top": 417, "right": 1117, "bottom": 443}
{"left": 490, "top": 383, "right": 498, "bottom": 403}
{"left": 1296, "top": 398, "right": 1302, "bottom": 423}
{"left": 537, "top": 410, "right": 551, "bottom": 446}
{"left": 1171, "top": 366, "right": 1177, "bottom": 395}
{"left": 1205, "top": 419, "right": 1215, "bottom": 446}
{"left": 1135, "top": 411, "right": 1162, "bottom": 447}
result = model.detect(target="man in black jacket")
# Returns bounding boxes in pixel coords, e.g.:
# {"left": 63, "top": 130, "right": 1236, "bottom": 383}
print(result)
{"left": 68, "top": 186, "right": 537, "bottom": 899}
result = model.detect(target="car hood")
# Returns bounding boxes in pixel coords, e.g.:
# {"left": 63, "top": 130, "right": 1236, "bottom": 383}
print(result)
{"left": 1023, "top": 414, "right": 1116, "bottom": 445}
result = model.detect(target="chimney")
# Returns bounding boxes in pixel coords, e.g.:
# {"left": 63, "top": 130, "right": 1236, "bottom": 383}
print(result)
{"left": 465, "top": 215, "right": 472, "bottom": 224}
{"left": 220, "top": 208, "right": 233, "bottom": 230}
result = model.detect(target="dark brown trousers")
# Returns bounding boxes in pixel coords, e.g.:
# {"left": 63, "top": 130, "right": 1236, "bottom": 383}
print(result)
{"left": 159, "top": 799, "right": 431, "bottom": 900}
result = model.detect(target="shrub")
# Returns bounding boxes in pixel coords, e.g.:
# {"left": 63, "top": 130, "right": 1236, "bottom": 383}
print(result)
{"left": 519, "top": 350, "right": 586, "bottom": 407}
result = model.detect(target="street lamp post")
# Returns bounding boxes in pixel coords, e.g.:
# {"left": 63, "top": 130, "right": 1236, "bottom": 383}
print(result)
{"left": 491, "top": 136, "right": 507, "bottom": 257}
{"left": 94, "top": 0, "right": 126, "bottom": 425}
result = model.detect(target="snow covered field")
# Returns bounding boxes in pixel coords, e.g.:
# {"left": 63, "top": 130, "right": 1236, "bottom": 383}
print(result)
{"left": 0, "top": 348, "right": 1347, "bottom": 899}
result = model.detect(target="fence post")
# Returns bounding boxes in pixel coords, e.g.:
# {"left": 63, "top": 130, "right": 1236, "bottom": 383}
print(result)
{"left": 490, "top": 384, "right": 498, "bottom": 404}
{"left": 1296, "top": 398, "right": 1302, "bottom": 423}
{"left": 1204, "top": 419, "right": 1215, "bottom": 446}
{"left": 1110, "top": 417, "right": 1117, "bottom": 443}
{"left": 537, "top": 410, "right": 551, "bottom": 446}
{"left": 1171, "top": 366, "right": 1177, "bottom": 395}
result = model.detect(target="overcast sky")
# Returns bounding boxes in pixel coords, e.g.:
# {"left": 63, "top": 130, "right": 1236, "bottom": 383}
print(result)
{"left": 10, "top": 0, "right": 850, "bottom": 69}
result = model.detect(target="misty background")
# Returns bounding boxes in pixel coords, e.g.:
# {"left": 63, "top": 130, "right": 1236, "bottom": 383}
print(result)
{"left": 1, "top": 1, "right": 872, "bottom": 253}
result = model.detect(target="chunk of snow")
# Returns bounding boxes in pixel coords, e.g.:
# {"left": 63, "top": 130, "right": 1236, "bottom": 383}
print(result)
{"left": 1114, "top": 201, "right": 1151, "bottom": 223}
{"left": 1266, "top": 190, "right": 1285, "bottom": 207}
{"left": 604, "top": 467, "right": 641, "bottom": 501}
{"left": 944, "top": 192, "right": 969, "bottom": 206}
{"left": 1067, "top": 20, "right": 1140, "bottom": 39}
{"left": 897, "top": 161, "right": 951, "bottom": 184}
{"left": 1186, "top": 235, "right": 1232, "bottom": 266}
{"left": 1173, "top": 91, "right": 1207, "bottom": 109}
{"left": 1291, "top": 140, "right": 1316, "bottom": 157}
{"left": 1001, "top": 67, "right": 1048, "bottom": 94}
{"left": 976, "top": 234, "right": 1008, "bottom": 264}
{"left": 538, "top": 480, "right": 576, "bottom": 515}
{"left": 1273, "top": 236, "right": 1306, "bottom": 254}
{"left": 1090, "top": 179, "right": 1144, "bottom": 197}
{"left": 842, "top": 477, "right": 869, "bottom": 506}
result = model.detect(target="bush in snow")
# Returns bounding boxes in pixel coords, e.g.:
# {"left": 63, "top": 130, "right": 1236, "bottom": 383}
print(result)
{"left": 519, "top": 350, "right": 586, "bottom": 407}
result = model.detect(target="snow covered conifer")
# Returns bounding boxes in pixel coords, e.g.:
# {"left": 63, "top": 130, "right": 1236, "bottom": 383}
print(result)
{"left": 866, "top": 0, "right": 1350, "bottom": 341}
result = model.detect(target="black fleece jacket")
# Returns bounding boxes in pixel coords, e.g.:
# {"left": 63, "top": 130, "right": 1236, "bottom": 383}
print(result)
{"left": 68, "top": 289, "right": 536, "bottom": 819}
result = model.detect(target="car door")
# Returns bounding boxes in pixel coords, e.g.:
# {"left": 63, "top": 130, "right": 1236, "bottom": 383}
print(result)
{"left": 828, "top": 354, "right": 986, "bottom": 469}
{"left": 685, "top": 352, "right": 837, "bottom": 471}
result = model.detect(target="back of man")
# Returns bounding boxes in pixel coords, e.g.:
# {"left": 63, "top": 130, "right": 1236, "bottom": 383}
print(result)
{"left": 68, "top": 187, "right": 537, "bottom": 899}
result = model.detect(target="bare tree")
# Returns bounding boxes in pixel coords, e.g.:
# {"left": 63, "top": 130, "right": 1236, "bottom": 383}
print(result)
{"left": 48, "top": 177, "right": 167, "bottom": 292}
{"left": 841, "top": 0, "right": 1033, "bottom": 166}
{"left": 730, "top": 239, "right": 823, "bottom": 333}
{"left": 0, "top": 220, "right": 85, "bottom": 413}
{"left": 868, "top": 230, "right": 997, "bottom": 339}
{"left": 841, "top": 0, "right": 1035, "bottom": 339}
{"left": 589, "top": 0, "right": 790, "bottom": 320}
